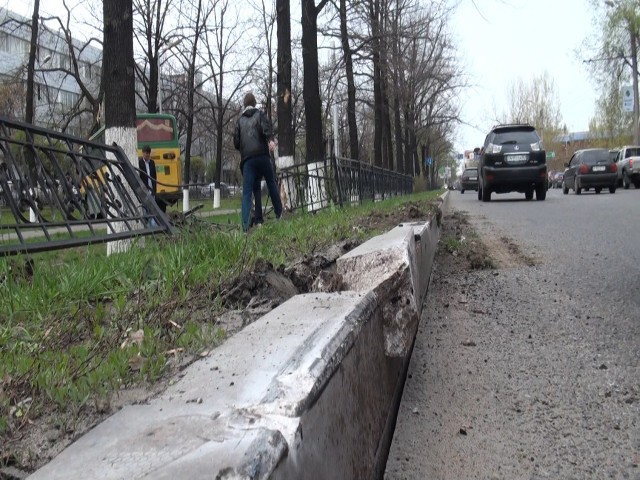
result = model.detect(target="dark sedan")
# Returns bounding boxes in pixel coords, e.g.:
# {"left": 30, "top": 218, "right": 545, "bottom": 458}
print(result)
{"left": 563, "top": 148, "right": 617, "bottom": 195}
{"left": 460, "top": 168, "right": 478, "bottom": 193}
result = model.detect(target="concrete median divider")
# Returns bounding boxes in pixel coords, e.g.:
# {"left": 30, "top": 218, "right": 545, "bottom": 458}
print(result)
{"left": 29, "top": 193, "right": 448, "bottom": 480}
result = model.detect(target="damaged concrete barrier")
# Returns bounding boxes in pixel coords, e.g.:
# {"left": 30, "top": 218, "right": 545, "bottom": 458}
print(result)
{"left": 29, "top": 193, "right": 447, "bottom": 480}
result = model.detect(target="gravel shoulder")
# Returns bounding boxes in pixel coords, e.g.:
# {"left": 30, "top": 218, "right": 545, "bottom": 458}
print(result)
{"left": 385, "top": 210, "right": 639, "bottom": 479}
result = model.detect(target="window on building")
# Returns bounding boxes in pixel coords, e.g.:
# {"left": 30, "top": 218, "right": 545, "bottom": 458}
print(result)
{"left": 59, "top": 54, "right": 70, "bottom": 70}
{"left": 6, "top": 35, "right": 29, "bottom": 56}
{"left": 55, "top": 90, "right": 75, "bottom": 107}
{"left": 0, "top": 32, "right": 8, "bottom": 52}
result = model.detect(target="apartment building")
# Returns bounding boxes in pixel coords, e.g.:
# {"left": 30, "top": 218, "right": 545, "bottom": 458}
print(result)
{"left": 0, "top": 6, "right": 101, "bottom": 137}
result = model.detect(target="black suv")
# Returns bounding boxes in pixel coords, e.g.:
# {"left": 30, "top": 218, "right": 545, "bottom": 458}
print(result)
{"left": 477, "top": 124, "right": 547, "bottom": 202}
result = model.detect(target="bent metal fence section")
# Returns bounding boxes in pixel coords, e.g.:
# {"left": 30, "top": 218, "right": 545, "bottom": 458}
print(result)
{"left": 277, "top": 155, "right": 413, "bottom": 214}
{"left": 0, "top": 117, "right": 171, "bottom": 257}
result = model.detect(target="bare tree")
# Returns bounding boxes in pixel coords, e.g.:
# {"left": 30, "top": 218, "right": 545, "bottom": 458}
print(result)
{"left": 585, "top": 0, "right": 639, "bottom": 144}
{"left": 201, "top": 0, "right": 257, "bottom": 190}
{"left": 338, "top": 0, "right": 359, "bottom": 160}
{"left": 133, "top": 0, "right": 176, "bottom": 113}
{"left": 45, "top": 6, "right": 104, "bottom": 135}
{"left": 173, "top": 0, "right": 213, "bottom": 187}
{"left": 503, "top": 72, "right": 563, "bottom": 144}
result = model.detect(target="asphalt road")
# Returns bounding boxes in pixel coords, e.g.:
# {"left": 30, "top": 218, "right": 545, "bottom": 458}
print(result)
{"left": 385, "top": 186, "right": 640, "bottom": 479}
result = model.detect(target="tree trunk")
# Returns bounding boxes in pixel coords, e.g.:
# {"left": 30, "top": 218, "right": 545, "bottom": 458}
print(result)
{"left": 276, "top": 0, "right": 294, "bottom": 160}
{"left": 25, "top": 0, "right": 40, "bottom": 124}
{"left": 339, "top": 0, "right": 358, "bottom": 161}
{"left": 370, "top": 0, "right": 382, "bottom": 167}
{"left": 301, "top": 0, "right": 325, "bottom": 163}
{"left": 104, "top": 0, "right": 138, "bottom": 254}
{"left": 214, "top": 91, "right": 223, "bottom": 187}
{"left": 275, "top": 0, "right": 294, "bottom": 208}
{"left": 631, "top": 28, "right": 639, "bottom": 144}
{"left": 382, "top": 76, "right": 394, "bottom": 170}
{"left": 183, "top": 0, "right": 203, "bottom": 188}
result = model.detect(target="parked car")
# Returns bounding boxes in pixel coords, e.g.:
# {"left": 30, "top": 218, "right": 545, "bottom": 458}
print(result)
{"left": 460, "top": 167, "right": 478, "bottom": 193}
{"left": 612, "top": 145, "right": 640, "bottom": 189}
{"left": 552, "top": 171, "right": 564, "bottom": 189}
{"left": 200, "top": 182, "right": 231, "bottom": 198}
{"left": 562, "top": 148, "right": 617, "bottom": 195}
{"left": 477, "top": 123, "right": 547, "bottom": 202}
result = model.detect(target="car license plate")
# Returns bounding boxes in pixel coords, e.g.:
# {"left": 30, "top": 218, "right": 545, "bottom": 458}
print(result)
{"left": 593, "top": 166, "right": 606, "bottom": 172}
{"left": 506, "top": 154, "right": 529, "bottom": 164}
{"left": 470, "top": 176, "right": 477, "bottom": 180}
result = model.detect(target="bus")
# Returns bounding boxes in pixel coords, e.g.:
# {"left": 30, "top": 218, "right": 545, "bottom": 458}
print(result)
{"left": 135, "top": 113, "right": 182, "bottom": 207}
{"left": 89, "top": 113, "right": 182, "bottom": 208}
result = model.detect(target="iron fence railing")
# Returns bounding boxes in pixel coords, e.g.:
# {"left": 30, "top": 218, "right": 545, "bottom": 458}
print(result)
{"left": 0, "top": 117, "right": 171, "bottom": 257}
{"left": 277, "top": 155, "right": 413, "bottom": 214}
{"left": 0, "top": 114, "right": 413, "bottom": 256}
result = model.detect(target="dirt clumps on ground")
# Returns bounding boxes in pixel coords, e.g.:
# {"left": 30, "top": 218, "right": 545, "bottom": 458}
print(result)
{"left": 438, "top": 210, "right": 537, "bottom": 271}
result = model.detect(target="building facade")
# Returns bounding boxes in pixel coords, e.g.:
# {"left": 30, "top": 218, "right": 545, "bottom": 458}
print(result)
{"left": 0, "top": 7, "right": 101, "bottom": 137}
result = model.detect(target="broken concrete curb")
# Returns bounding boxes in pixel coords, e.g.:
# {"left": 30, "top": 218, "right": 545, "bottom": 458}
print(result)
{"left": 29, "top": 192, "right": 448, "bottom": 480}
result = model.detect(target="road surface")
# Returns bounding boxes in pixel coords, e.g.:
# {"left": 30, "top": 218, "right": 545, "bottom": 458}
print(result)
{"left": 386, "top": 187, "right": 640, "bottom": 479}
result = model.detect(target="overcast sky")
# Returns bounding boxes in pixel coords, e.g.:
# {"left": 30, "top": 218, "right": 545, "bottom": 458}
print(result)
{"left": 452, "top": 0, "right": 598, "bottom": 153}
{"left": 12, "top": 0, "right": 600, "bottom": 157}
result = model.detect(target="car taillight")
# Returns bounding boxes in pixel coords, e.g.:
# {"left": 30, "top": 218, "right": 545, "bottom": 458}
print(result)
{"left": 487, "top": 143, "right": 502, "bottom": 154}
{"left": 630, "top": 159, "right": 633, "bottom": 168}
{"left": 611, "top": 163, "right": 618, "bottom": 173}
{"left": 531, "top": 142, "right": 542, "bottom": 151}
{"left": 579, "top": 164, "right": 588, "bottom": 174}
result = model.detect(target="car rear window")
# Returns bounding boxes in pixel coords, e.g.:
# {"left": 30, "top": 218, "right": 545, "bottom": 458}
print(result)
{"left": 582, "top": 150, "right": 609, "bottom": 165}
{"left": 493, "top": 131, "right": 540, "bottom": 144}
{"left": 624, "top": 147, "right": 640, "bottom": 158}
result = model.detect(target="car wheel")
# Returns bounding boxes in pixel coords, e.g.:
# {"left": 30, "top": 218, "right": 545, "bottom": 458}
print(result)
{"left": 481, "top": 184, "right": 491, "bottom": 202}
{"left": 595, "top": 187, "right": 602, "bottom": 194}
{"left": 477, "top": 184, "right": 482, "bottom": 201}
{"left": 460, "top": 189, "right": 464, "bottom": 194}
{"left": 609, "top": 185, "right": 616, "bottom": 193}
{"left": 525, "top": 188, "right": 533, "bottom": 200}
{"left": 535, "top": 183, "right": 546, "bottom": 201}
{"left": 562, "top": 180, "right": 569, "bottom": 195}
{"left": 575, "top": 177, "right": 582, "bottom": 195}
{"left": 623, "top": 171, "right": 631, "bottom": 189}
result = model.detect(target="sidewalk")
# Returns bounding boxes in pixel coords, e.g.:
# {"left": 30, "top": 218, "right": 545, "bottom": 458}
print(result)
{"left": 0, "top": 205, "right": 240, "bottom": 243}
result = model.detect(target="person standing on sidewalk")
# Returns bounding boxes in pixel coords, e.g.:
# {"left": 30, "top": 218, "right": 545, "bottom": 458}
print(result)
{"left": 233, "top": 92, "right": 283, "bottom": 232}
{"left": 138, "top": 145, "right": 158, "bottom": 227}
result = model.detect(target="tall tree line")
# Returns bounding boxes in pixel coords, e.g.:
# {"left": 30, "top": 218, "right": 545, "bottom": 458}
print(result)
{"left": 22, "top": 0, "right": 464, "bottom": 186}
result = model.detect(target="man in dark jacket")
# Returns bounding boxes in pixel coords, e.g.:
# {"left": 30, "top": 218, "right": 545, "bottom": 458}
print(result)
{"left": 138, "top": 144, "right": 158, "bottom": 226}
{"left": 233, "top": 92, "right": 283, "bottom": 232}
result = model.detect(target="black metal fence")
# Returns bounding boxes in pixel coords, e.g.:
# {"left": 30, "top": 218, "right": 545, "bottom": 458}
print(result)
{"left": 0, "top": 115, "right": 414, "bottom": 256}
{"left": 0, "top": 117, "right": 171, "bottom": 257}
{"left": 276, "top": 155, "right": 413, "bottom": 214}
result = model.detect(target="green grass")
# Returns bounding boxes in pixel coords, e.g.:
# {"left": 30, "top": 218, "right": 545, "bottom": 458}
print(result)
{"left": 0, "top": 190, "right": 442, "bottom": 439}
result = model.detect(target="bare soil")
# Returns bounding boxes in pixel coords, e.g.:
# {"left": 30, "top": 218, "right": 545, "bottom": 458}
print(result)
{"left": 0, "top": 200, "right": 439, "bottom": 479}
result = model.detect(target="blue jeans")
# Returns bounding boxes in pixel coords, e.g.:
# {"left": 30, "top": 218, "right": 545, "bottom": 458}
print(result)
{"left": 241, "top": 154, "right": 283, "bottom": 231}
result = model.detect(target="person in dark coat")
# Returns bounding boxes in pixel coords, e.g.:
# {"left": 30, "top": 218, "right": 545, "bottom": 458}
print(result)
{"left": 138, "top": 145, "right": 158, "bottom": 226}
{"left": 233, "top": 92, "right": 283, "bottom": 232}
